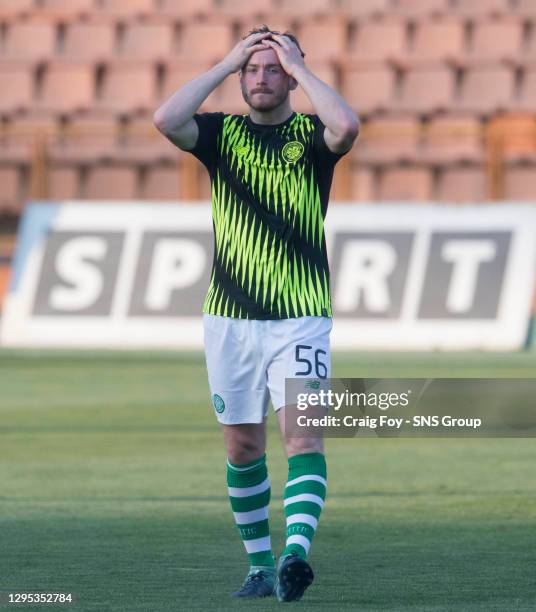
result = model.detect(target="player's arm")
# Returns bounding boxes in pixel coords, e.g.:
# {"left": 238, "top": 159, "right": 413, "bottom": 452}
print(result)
{"left": 263, "top": 35, "right": 360, "bottom": 154}
{"left": 153, "top": 32, "right": 271, "bottom": 150}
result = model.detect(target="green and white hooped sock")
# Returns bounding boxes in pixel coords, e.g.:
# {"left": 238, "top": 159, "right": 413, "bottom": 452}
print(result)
{"left": 283, "top": 452, "right": 327, "bottom": 559}
{"left": 227, "top": 453, "right": 275, "bottom": 568}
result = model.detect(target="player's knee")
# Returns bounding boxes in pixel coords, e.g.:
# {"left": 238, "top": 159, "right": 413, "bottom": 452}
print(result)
{"left": 285, "top": 436, "right": 323, "bottom": 457}
{"left": 227, "top": 439, "right": 264, "bottom": 465}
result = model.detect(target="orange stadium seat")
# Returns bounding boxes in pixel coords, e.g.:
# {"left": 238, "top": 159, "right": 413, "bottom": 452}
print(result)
{"left": 406, "top": 19, "right": 465, "bottom": 66}
{"left": 503, "top": 165, "right": 536, "bottom": 200}
{"left": 518, "top": 68, "right": 536, "bottom": 111}
{"left": 51, "top": 114, "right": 119, "bottom": 163}
{"left": 277, "top": 0, "right": 333, "bottom": 17}
{"left": 524, "top": 30, "right": 536, "bottom": 65}
{"left": 423, "top": 115, "right": 484, "bottom": 163}
{"left": 0, "top": 62, "right": 33, "bottom": 115}
{"left": 142, "top": 164, "right": 181, "bottom": 200}
{"left": 355, "top": 115, "right": 421, "bottom": 164}
{"left": 62, "top": 21, "right": 116, "bottom": 61}
{"left": 93, "top": 0, "right": 154, "bottom": 18}
{"left": 390, "top": 0, "right": 449, "bottom": 18}
{"left": 38, "top": 0, "right": 95, "bottom": 19}
{"left": 97, "top": 61, "right": 157, "bottom": 115}
{"left": 466, "top": 18, "right": 522, "bottom": 64}
{"left": 341, "top": 64, "right": 395, "bottom": 115}
{"left": 156, "top": 0, "right": 215, "bottom": 18}
{"left": 489, "top": 115, "right": 536, "bottom": 161}
{"left": 0, "top": 167, "right": 20, "bottom": 214}
{"left": 85, "top": 165, "right": 139, "bottom": 199}
{"left": 515, "top": 0, "right": 536, "bottom": 17}
{"left": 119, "top": 21, "right": 174, "bottom": 61}
{"left": 397, "top": 66, "right": 455, "bottom": 115}
{"left": 3, "top": 20, "right": 56, "bottom": 60}
{"left": 49, "top": 166, "right": 81, "bottom": 200}
{"left": 123, "top": 117, "right": 179, "bottom": 164}
{"left": 348, "top": 20, "right": 406, "bottom": 64}
{"left": 1, "top": 114, "right": 58, "bottom": 164}
{"left": 450, "top": 0, "right": 511, "bottom": 18}
{"left": 350, "top": 166, "right": 375, "bottom": 201}
{"left": 177, "top": 22, "right": 234, "bottom": 63}
{"left": 38, "top": 62, "right": 94, "bottom": 115}
{"left": 215, "top": 0, "right": 275, "bottom": 17}
{"left": 378, "top": 166, "right": 433, "bottom": 201}
{"left": 436, "top": 166, "right": 487, "bottom": 202}
{"left": 0, "top": 0, "right": 34, "bottom": 18}
{"left": 338, "top": 0, "right": 391, "bottom": 19}
{"left": 298, "top": 18, "right": 347, "bottom": 61}
{"left": 458, "top": 66, "right": 515, "bottom": 114}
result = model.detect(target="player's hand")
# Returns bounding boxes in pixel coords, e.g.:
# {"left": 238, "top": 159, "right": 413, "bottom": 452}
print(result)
{"left": 262, "top": 34, "right": 305, "bottom": 77}
{"left": 219, "top": 32, "right": 271, "bottom": 74}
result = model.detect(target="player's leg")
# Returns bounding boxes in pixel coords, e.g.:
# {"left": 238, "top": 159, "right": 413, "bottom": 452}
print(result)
{"left": 225, "top": 422, "right": 276, "bottom": 598}
{"left": 203, "top": 314, "right": 276, "bottom": 598}
{"left": 275, "top": 411, "right": 326, "bottom": 601}
{"left": 266, "top": 316, "right": 332, "bottom": 602}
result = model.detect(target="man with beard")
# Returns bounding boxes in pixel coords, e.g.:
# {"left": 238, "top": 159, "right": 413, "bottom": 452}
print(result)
{"left": 154, "top": 25, "right": 359, "bottom": 602}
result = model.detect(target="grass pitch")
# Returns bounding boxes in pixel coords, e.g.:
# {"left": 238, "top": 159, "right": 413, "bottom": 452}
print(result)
{"left": 1, "top": 350, "right": 536, "bottom": 611}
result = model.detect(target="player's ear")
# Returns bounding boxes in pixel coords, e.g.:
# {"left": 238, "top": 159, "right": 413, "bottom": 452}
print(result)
{"left": 289, "top": 76, "right": 298, "bottom": 91}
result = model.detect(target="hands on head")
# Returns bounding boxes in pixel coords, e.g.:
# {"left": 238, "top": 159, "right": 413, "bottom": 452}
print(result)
{"left": 261, "top": 34, "right": 305, "bottom": 78}
{"left": 220, "top": 32, "right": 272, "bottom": 74}
{"left": 221, "top": 31, "right": 305, "bottom": 76}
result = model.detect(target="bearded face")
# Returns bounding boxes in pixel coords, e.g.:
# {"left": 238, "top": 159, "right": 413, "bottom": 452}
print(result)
{"left": 240, "top": 47, "right": 295, "bottom": 112}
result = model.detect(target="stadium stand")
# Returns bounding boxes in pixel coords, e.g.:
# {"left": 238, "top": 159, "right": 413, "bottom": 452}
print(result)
{"left": 0, "top": 62, "right": 33, "bottom": 115}
{"left": 341, "top": 64, "right": 395, "bottom": 114}
{"left": 348, "top": 20, "right": 406, "bottom": 64}
{"left": 157, "top": 0, "right": 215, "bottom": 19}
{"left": 405, "top": 19, "right": 465, "bottom": 66}
{"left": 354, "top": 115, "right": 421, "bottom": 164}
{"left": 3, "top": 19, "right": 56, "bottom": 60}
{"left": 96, "top": 60, "right": 157, "bottom": 115}
{"left": 118, "top": 21, "right": 174, "bottom": 61}
{"left": 465, "top": 18, "right": 523, "bottom": 64}
{"left": 391, "top": 0, "right": 450, "bottom": 18}
{"left": 519, "top": 68, "right": 536, "bottom": 111}
{"left": 297, "top": 17, "right": 347, "bottom": 62}
{"left": 449, "top": 0, "right": 511, "bottom": 18}
{"left": 437, "top": 165, "right": 487, "bottom": 202}
{"left": 338, "top": 0, "right": 391, "bottom": 19}
{"left": 93, "top": 0, "right": 155, "bottom": 18}
{"left": 0, "top": 0, "right": 34, "bottom": 19}
{"left": 378, "top": 166, "right": 433, "bottom": 201}
{"left": 515, "top": 0, "right": 536, "bottom": 17}
{"left": 61, "top": 20, "right": 116, "bottom": 61}
{"left": 397, "top": 66, "right": 455, "bottom": 114}
{"left": 0, "top": 0, "right": 535, "bottom": 213}
{"left": 458, "top": 66, "right": 515, "bottom": 114}
{"left": 85, "top": 163, "right": 138, "bottom": 199}
{"left": 39, "top": 0, "right": 95, "bottom": 19}
{"left": 38, "top": 61, "right": 94, "bottom": 114}
{"left": 423, "top": 115, "right": 484, "bottom": 164}
{"left": 277, "top": 0, "right": 332, "bottom": 17}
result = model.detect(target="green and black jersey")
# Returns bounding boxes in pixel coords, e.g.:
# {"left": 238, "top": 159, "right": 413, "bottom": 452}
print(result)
{"left": 189, "top": 111, "right": 347, "bottom": 319}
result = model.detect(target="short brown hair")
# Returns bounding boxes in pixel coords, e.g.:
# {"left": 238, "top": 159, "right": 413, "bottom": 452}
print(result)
{"left": 242, "top": 24, "right": 305, "bottom": 58}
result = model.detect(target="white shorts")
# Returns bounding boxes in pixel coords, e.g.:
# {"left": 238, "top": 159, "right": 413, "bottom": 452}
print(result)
{"left": 203, "top": 314, "right": 332, "bottom": 425}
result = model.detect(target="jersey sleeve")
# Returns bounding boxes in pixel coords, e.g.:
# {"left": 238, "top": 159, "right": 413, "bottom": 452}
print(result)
{"left": 188, "top": 112, "right": 226, "bottom": 173}
{"left": 312, "top": 115, "right": 352, "bottom": 167}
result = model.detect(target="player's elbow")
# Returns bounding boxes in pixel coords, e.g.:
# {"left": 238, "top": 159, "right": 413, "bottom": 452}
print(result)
{"left": 153, "top": 109, "right": 167, "bottom": 134}
{"left": 343, "top": 116, "right": 360, "bottom": 142}
{"left": 336, "top": 118, "right": 360, "bottom": 152}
